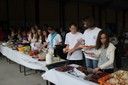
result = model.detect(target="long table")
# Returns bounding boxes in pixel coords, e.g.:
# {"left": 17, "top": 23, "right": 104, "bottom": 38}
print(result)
{"left": 0, "top": 45, "right": 65, "bottom": 71}
{"left": 42, "top": 68, "right": 98, "bottom": 85}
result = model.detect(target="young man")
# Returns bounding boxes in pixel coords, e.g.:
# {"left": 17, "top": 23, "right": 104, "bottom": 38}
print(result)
{"left": 65, "top": 23, "right": 83, "bottom": 65}
{"left": 70, "top": 16, "right": 101, "bottom": 68}
{"left": 46, "top": 26, "right": 62, "bottom": 48}
{"left": 40, "top": 25, "right": 62, "bottom": 57}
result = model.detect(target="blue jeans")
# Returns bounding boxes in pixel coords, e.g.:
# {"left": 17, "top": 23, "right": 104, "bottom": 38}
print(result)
{"left": 85, "top": 58, "right": 98, "bottom": 68}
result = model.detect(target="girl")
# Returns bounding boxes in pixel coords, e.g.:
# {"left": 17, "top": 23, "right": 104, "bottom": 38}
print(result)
{"left": 88, "top": 30, "right": 116, "bottom": 73}
{"left": 42, "top": 28, "right": 49, "bottom": 43}
{"left": 28, "top": 26, "right": 38, "bottom": 50}
{"left": 65, "top": 23, "right": 83, "bottom": 65}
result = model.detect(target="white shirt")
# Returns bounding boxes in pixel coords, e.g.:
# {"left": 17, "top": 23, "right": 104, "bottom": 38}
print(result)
{"left": 28, "top": 33, "right": 37, "bottom": 43}
{"left": 46, "top": 33, "right": 62, "bottom": 48}
{"left": 82, "top": 27, "right": 101, "bottom": 60}
{"left": 65, "top": 32, "right": 83, "bottom": 60}
{"left": 29, "top": 33, "right": 38, "bottom": 50}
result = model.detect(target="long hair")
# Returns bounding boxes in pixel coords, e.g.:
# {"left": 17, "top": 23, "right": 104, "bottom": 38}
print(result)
{"left": 96, "top": 30, "right": 109, "bottom": 49}
{"left": 37, "top": 29, "right": 43, "bottom": 42}
{"left": 42, "top": 28, "right": 49, "bottom": 42}
{"left": 42, "top": 28, "right": 49, "bottom": 37}
{"left": 82, "top": 16, "right": 95, "bottom": 28}
{"left": 30, "top": 26, "right": 37, "bottom": 38}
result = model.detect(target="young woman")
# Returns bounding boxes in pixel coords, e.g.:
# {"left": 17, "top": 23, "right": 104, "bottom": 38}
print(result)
{"left": 8, "top": 27, "right": 18, "bottom": 41}
{"left": 31, "top": 28, "right": 43, "bottom": 49}
{"left": 28, "top": 26, "right": 37, "bottom": 43}
{"left": 42, "top": 28, "right": 49, "bottom": 43}
{"left": 21, "top": 30, "right": 28, "bottom": 43}
{"left": 65, "top": 23, "right": 83, "bottom": 66}
{"left": 37, "top": 29, "right": 43, "bottom": 44}
{"left": 28, "top": 26, "right": 38, "bottom": 50}
{"left": 88, "top": 30, "right": 116, "bottom": 73}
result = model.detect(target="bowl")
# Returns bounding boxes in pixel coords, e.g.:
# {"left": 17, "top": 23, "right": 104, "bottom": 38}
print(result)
{"left": 2, "top": 42, "right": 7, "bottom": 46}
{"left": 17, "top": 47, "right": 24, "bottom": 52}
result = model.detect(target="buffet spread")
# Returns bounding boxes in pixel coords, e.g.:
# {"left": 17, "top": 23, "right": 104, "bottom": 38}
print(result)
{"left": 1, "top": 41, "right": 128, "bottom": 85}
{"left": 0, "top": 41, "right": 65, "bottom": 71}
{"left": 42, "top": 64, "right": 128, "bottom": 85}
{"left": 55, "top": 65, "right": 109, "bottom": 84}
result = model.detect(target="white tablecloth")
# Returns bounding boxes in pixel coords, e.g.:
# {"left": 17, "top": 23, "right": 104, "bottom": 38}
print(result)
{"left": 42, "top": 69, "right": 99, "bottom": 85}
{"left": 0, "top": 45, "right": 65, "bottom": 71}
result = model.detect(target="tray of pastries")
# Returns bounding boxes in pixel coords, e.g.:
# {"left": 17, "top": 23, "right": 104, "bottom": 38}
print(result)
{"left": 84, "top": 72, "right": 109, "bottom": 84}
{"left": 98, "top": 70, "right": 128, "bottom": 85}
{"left": 67, "top": 66, "right": 109, "bottom": 84}
{"left": 76, "top": 66, "right": 89, "bottom": 75}
{"left": 104, "top": 70, "right": 128, "bottom": 85}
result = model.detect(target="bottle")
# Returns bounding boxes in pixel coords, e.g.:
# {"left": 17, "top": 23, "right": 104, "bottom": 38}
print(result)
{"left": 48, "top": 47, "right": 54, "bottom": 54}
{"left": 48, "top": 47, "right": 54, "bottom": 60}
{"left": 46, "top": 53, "right": 52, "bottom": 64}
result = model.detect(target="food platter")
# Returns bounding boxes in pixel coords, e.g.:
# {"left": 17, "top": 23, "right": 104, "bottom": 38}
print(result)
{"left": 63, "top": 47, "right": 70, "bottom": 52}
{"left": 55, "top": 65, "right": 109, "bottom": 84}
{"left": 98, "top": 70, "right": 128, "bottom": 85}
{"left": 105, "top": 70, "right": 128, "bottom": 85}
{"left": 55, "top": 66, "right": 74, "bottom": 72}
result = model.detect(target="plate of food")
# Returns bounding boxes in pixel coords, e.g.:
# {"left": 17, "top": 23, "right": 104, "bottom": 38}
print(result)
{"left": 102, "top": 70, "right": 128, "bottom": 85}
{"left": 80, "top": 45, "right": 89, "bottom": 49}
{"left": 2, "top": 42, "right": 7, "bottom": 46}
{"left": 63, "top": 47, "right": 70, "bottom": 52}
{"left": 55, "top": 66, "right": 74, "bottom": 72}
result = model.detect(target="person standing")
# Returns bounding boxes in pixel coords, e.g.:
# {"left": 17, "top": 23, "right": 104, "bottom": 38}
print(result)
{"left": 65, "top": 23, "right": 83, "bottom": 65}
{"left": 42, "top": 28, "right": 49, "bottom": 43}
{"left": 87, "top": 30, "right": 116, "bottom": 73}
{"left": 45, "top": 26, "right": 62, "bottom": 48}
{"left": 70, "top": 16, "right": 101, "bottom": 68}
{"left": 82, "top": 16, "right": 101, "bottom": 68}
{"left": 28, "top": 26, "right": 38, "bottom": 50}
{"left": 40, "top": 26, "right": 62, "bottom": 57}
